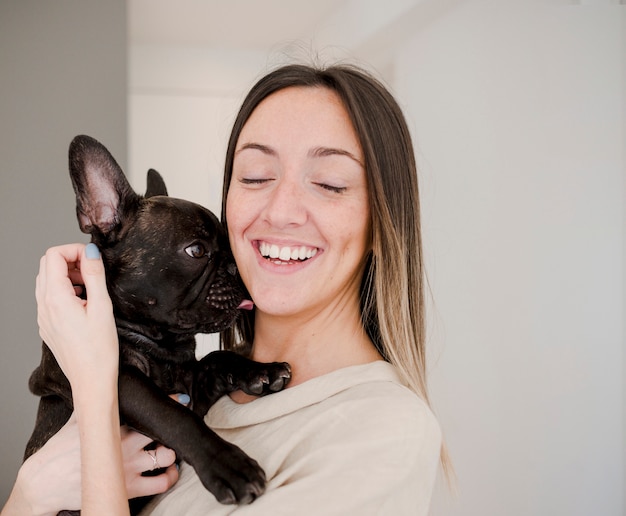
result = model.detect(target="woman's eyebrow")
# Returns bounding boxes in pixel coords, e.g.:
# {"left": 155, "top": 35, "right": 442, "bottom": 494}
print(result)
{"left": 236, "top": 143, "right": 364, "bottom": 167}
{"left": 236, "top": 142, "right": 277, "bottom": 156}
{"left": 309, "top": 146, "right": 364, "bottom": 167}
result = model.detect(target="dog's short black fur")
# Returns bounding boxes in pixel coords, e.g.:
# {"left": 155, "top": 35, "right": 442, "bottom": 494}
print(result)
{"left": 25, "top": 135, "right": 290, "bottom": 512}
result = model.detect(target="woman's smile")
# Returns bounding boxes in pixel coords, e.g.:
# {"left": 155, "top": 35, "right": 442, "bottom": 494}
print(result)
{"left": 257, "top": 241, "right": 319, "bottom": 264}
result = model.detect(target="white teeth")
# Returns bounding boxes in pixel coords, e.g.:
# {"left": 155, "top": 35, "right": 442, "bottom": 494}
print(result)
{"left": 259, "top": 242, "right": 318, "bottom": 262}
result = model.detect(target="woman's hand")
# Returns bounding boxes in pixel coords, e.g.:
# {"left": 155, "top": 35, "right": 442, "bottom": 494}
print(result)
{"left": 8, "top": 415, "right": 83, "bottom": 515}
{"left": 2, "top": 417, "right": 179, "bottom": 515}
{"left": 121, "top": 426, "right": 179, "bottom": 499}
{"left": 35, "top": 243, "right": 118, "bottom": 389}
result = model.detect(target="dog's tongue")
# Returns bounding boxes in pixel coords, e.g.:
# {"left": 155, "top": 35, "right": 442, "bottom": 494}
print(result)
{"left": 238, "top": 299, "right": 254, "bottom": 310}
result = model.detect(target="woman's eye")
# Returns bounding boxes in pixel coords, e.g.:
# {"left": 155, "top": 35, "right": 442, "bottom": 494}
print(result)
{"left": 315, "top": 182, "right": 347, "bottom": 194}
{"left": 185, "top": 243, "right": 207, "bottom": 258}
{"left": 239, "top": 177, "right": 272, "bottom": 186}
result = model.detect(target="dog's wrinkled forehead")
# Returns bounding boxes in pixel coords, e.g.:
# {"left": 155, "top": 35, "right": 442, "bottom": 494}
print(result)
{"left": 134, "top": 196, "right": 225, "bottom": 244}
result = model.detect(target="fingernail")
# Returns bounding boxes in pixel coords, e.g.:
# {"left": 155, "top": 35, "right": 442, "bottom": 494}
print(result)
{"left": 85, "top": 243, "right": 101, "bottom": 260}
{"left": 177, "top": 394, "right": 190, "bottom": 405}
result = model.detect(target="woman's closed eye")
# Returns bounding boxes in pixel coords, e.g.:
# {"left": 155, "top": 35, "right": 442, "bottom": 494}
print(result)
{"left": 239, "top": 177, "right": 274, "bottom": 186}
{"left": 314, "top": 182, "right": 347, "bottom": 194}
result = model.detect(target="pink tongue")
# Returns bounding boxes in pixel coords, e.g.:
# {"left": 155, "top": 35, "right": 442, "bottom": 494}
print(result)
{"left": 237, "top": 300, "right": 254, "bottom": 310}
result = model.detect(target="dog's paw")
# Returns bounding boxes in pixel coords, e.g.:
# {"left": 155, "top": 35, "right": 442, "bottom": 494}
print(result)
{"left": 230, "top": 362, "right": 291, "bottom": 396}
{"left": 197, "top": 442, "right": 267, "bottom": 505}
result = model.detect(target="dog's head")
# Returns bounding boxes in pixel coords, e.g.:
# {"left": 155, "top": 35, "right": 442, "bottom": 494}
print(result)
{"left": 68, "top": 135, "right": 251, "bottom": 337}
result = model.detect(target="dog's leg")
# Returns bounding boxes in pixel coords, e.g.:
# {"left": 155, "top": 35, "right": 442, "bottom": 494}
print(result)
{"left": 118, "top": 366, "right": 267, "bottom": 505}
{"left": 192, "top": 351, "right": 291, "bottom": 417}
{"left": 24, "top": 395, "right": 73, "bottom": 460}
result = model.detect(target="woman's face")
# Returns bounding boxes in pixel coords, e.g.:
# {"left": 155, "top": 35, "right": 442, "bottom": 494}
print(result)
{"left": 226, "top": 86, "right": 371, "bottom": 319}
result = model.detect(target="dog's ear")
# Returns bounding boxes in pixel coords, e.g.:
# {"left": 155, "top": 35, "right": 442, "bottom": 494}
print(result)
{"left": 69, "top": 135, "right": 140, "bottom": 241}
{"left": 145, "top": 169, "right": 168, "bottom": 198}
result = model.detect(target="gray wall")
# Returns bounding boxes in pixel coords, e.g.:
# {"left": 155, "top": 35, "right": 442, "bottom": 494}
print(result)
{"left": 0, "top": 1, "right": 127, "bottom": 504}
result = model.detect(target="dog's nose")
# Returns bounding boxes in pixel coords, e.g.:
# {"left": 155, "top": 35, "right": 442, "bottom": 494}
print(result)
{"left": 227, "top": 263, "right": 238, "bottom": 276}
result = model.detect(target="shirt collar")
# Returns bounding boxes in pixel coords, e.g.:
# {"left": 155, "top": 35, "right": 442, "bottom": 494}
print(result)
{"left": 205, "top": 361, "right": 402, "bottom": 428}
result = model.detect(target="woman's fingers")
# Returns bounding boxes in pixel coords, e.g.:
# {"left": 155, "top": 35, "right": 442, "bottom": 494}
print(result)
{"left": 35, "top": 243, "right": 118, "bottom": 387}
{"left": 120, "top": 426, "right": 179, "bottom": 499}
{"left": 121, "top": 429, "right": 178, "bottom": 475}
{"left": 120, "top": 393, "right": 189, "bottom": 498}
{"left": 123, "top": 442, "right": 178, "bottom": 498}
{"left": 40, "top": 244, "right": 85, "bottom": 297}
{"left": 150, "top": 445, "right": 177, "bottom": 471}
{"left": 80, "top": 243, "right": 113, "bottom": 314}
{"left": 126, "top": 464, "right": 179, "bottom": 499}
{"left": 36, "top": 245, "right": 87, "bottom": 343}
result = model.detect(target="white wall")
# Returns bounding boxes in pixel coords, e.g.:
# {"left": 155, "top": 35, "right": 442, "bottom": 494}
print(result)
{"left": 128, "top": 45, "right": 264, "bottom": 211}
{"left": 129, "top": 46, "right": 270, "bottom": 354}
{"left": 394, "top": 3, "right": 624, "bottom": 515}
{"left": 129, "top": 1, "right": 624, "bottom": 514}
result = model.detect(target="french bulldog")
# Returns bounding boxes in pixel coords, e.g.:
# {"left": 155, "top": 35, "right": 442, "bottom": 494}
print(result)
{"left": 25, "top": 135, "right": 290, "bottom": 511}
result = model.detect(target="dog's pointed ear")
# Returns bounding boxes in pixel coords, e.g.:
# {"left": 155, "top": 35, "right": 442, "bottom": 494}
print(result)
{"left": 145, "top": 169, "right": 168, "bottom": 198}
{"left": 69, "top": 135, "right": 139, "bottom": 240}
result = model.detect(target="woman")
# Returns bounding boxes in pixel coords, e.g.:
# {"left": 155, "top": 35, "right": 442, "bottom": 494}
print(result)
{"left": 2, "top": 63, "right": 445, "bottom": 515}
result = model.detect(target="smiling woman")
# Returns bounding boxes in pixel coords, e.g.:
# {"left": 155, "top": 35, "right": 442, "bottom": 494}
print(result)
{"left": 140, "top": 64, "right": 446, "bottom": 514}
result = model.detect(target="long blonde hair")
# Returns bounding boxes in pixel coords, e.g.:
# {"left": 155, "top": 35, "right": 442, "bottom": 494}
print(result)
{"left": 220, "top": 63, "right": 451, "bottom": 475}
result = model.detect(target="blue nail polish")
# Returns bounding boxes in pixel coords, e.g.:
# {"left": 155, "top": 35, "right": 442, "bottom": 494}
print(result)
{"left": 85, "top": 243, "right": 101, "bottom": 260}
{"left": 177, "top": 394, "right": 191, "bottom": 405}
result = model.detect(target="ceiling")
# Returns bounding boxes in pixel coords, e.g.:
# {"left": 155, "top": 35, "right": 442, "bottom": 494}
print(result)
{"left": 128, "top": 0, "right": 350, "bottom": 49}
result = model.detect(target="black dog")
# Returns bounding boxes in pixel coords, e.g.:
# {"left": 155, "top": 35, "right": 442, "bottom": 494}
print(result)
{"left": 25, "top": 135, "right": 290, "bottom": 511}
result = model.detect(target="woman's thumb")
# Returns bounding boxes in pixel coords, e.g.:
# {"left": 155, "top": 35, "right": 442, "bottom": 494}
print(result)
{"left": 81, "top": 243, "right": 111, "bottom": 309}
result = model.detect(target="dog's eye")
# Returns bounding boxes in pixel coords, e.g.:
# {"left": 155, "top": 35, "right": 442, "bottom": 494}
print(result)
{"left": 185, "top": 243, "right": 207, "bottom": 259}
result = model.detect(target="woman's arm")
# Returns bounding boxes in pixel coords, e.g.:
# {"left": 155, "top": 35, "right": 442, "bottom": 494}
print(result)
{"left": 73, "top": 357, "right": 127, "bottom": 516}
{"left": 35, "top": 243, "right": 128, "bottom": 515}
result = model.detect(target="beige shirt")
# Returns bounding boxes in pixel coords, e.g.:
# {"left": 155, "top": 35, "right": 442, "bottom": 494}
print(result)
{"left": 142, "top": 361, "right": 441, "bottom": 515}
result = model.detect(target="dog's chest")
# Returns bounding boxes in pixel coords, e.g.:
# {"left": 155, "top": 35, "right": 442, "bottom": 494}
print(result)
{"left": 120, "top": 341, "right": 195, "bottom": 395}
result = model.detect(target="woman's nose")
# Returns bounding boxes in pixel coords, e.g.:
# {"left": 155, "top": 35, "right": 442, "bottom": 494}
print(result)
{"left": 262, "top": 177, "right": 307, "bottom": 228}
